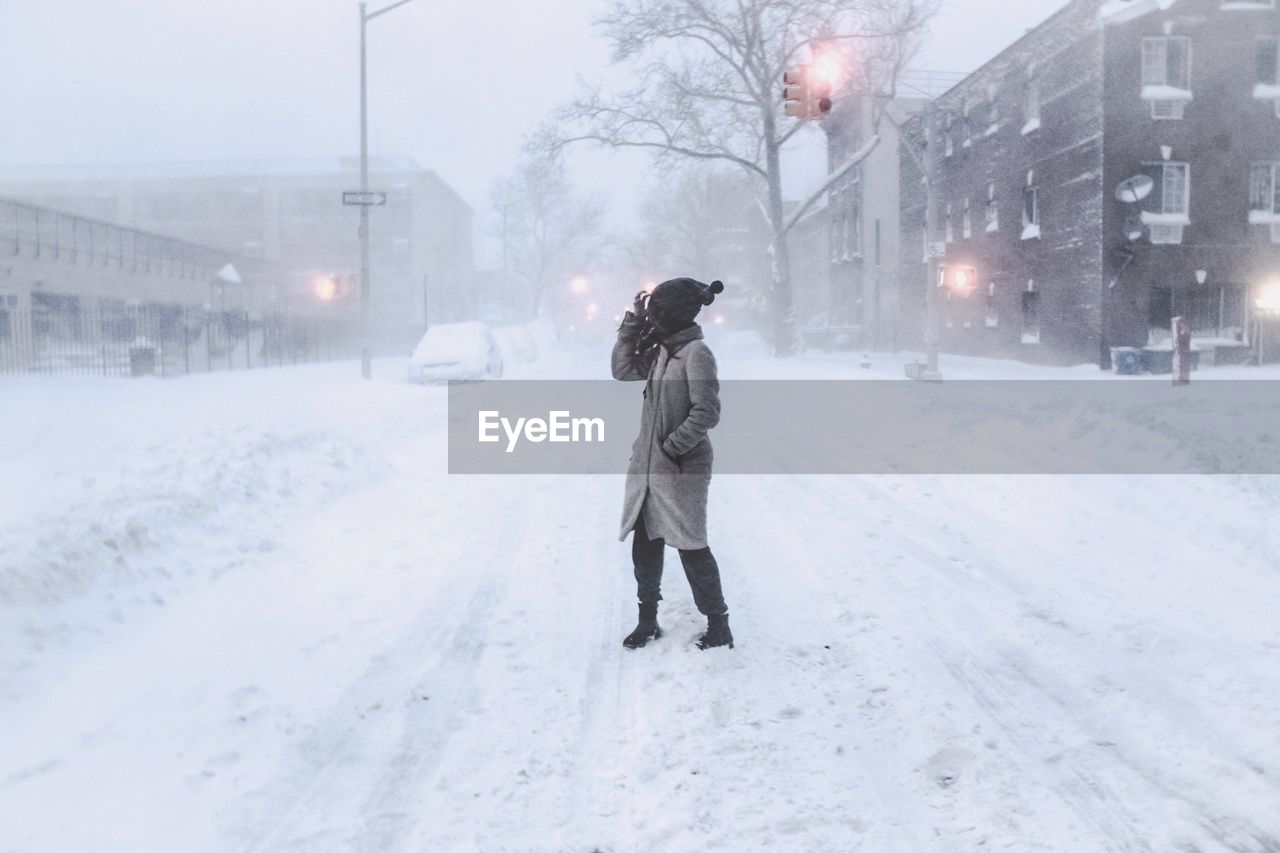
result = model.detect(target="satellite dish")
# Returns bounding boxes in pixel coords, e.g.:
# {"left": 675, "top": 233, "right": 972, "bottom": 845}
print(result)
{"left": 1123, "top": 211, "right": 1146, "bottom": 242}
{"left": 1115, "top": 174, "right": 1154, "bottom": 204}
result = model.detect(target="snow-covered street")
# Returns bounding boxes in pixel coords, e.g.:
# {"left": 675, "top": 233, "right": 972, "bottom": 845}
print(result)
{"left": 4, "top": 345, "right": 1280, "bottom": 852}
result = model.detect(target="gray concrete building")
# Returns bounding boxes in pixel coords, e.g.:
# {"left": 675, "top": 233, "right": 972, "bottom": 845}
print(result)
{"left": 0, "top": 157, "right": 475, "bottom": 352}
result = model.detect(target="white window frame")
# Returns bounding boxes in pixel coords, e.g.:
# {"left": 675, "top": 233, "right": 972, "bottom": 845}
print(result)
{"left": 1022, "top": 186, "right": 1040, "bottom": 240}
{"left": 945, "top": 204, "right": 954, "bottom": 243}
{"left": 985, "top": 182, "right": 999, "bottom": 233}
{"left": 1256, "top": 36, "right": 1280, "bottom": 112}
{"left": 1021, "top": 289, "right": 1041, "bottom": 345}
{"left": 985, "top": 83, "right": 1001, "bottom": 136}
{"left": 1022, "top": 77, "right": 1042, "bottom": 134}
{"left": 1249, "top": 162, "right": 1280, "bottom": 242}
{"left": 1142, "top": 36, "right": 1193, "bottom": 119}
{"left": 1141, "top": 162, "right": 1190, "bottom": 244}
{"left": 962, "top": 198, "right": 972, "bottom": 238}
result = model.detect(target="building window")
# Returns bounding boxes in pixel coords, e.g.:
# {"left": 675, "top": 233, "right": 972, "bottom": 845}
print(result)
{"left": 1021, "top": 290, "right": 1040, "bottom": 344}
{"left": 1022, "top": 77, "right": 1042, "bottom": 134}
{"left": 1249, "top": 162, "right": 1280, "bottom": 242}
{"left": 985, "top": 84, "right": 1000, "bottom": 136}
{"left": 985, "top": 182, "right": 999, "bottom": 232}
{"left": 1140, "top": 161, "right": 1191, "bottom": 243}
{"left": 962, "top": 198, "right": 972, "bottom": 238}
{"left": 1149, "top": 284, "right": 1247, "bottom": 341}
{"left": 944, "top": 114, "right": 954, "bottom": 157}
{"left": 985, "top": 284, "right": 999, "bottom": 327}
{"left": 945, "top": 204, "right": 954, "bottom": 243}
{"left": 1142, "top": 36, "right": 1192, "bottom": 119}
{"left": 1022, "top": 186, "right": 1040, "bottom": 240}
{"left": 1258, "top": 37, "right": 1280, "bottom": 114}
{"left": 1259, "top": 36, "right": 1279, "bottom": 84}
{"left": 961, "top": 98, "right": 973, "bottom": 147}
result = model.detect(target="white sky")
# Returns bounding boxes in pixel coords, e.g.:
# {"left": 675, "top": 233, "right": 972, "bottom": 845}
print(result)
{"left": 0, "top": 0, "right": 1066, "bottom": 265}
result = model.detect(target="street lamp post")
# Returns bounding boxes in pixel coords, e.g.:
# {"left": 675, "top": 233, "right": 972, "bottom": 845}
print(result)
{"left": 921, "top": 100, "right": 942, "bottom": 380}
{"left": 358, "top": 0, "right": 417, "bottom": 380}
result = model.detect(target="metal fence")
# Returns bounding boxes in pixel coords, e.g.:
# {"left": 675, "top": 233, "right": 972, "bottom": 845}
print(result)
{"left": 0, "top": 301, "right": 353, "bottom": 378}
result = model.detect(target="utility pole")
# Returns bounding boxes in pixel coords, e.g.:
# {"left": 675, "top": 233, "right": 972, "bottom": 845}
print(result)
{"left": 359, "top": 1, "right": 371, "bottom": 379}
{"left": 921, "top": 100, "right": 942, "bottom": 381}
{"left": 356, "top": 0, "right": 416, "bottom": 380}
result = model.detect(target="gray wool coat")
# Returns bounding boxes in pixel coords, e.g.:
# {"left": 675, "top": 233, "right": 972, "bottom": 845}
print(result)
{"left": 611, "top": 314, "right": 721, "bottom": 550}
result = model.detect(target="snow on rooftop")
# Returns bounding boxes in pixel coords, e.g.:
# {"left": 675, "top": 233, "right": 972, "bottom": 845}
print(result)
{"left": 1099, "top": 0, "right": 1181, "bottom": 24}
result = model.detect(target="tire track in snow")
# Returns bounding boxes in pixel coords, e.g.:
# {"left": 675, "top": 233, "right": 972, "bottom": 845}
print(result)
{"left": 232, "top": 480, "right": 532, "bottom": 852}
{"left": 713, "top": 475, "right": 933, "bottom": 852}
{"left": 841, "top": 475, "right": 1279, "bottom": 850}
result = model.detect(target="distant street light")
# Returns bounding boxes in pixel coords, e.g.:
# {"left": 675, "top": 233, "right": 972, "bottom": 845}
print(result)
{"left": 571, "top": 275, "right": 589, "bottom": 294}
{"left": 357, "top": 0, "right": 418, "bottom": 380}
{"left": 1255, "top": 281, "right": 1280, "bottom": 364}
{"left": 315, "top": 275, "right": 340, "bottom": 301}
{"left": 1256, "top": 281, "right": 1280, "bottom": 313}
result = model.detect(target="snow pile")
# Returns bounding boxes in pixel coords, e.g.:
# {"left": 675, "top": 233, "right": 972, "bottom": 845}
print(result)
{"left": 0, "top": 363, "right": 436, "bottom": 677}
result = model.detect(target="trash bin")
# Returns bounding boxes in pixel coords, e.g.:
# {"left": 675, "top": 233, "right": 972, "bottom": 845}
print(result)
{"left": 1110, "top": 347, "right": 1142, "bottom": 375}
{"left": 129, "top": 346, "right": 157, "bottom": 377}
{"left": 1141, "top": 348, "right": 1173, "bottom": 374}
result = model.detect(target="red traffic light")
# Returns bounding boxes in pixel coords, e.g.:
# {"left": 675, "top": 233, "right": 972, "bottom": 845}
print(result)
{"left": 313, "top": 273, "right": 354, "bottom": 301}
{"left": 943, "top": 265, "right": 978, "bottom": 293}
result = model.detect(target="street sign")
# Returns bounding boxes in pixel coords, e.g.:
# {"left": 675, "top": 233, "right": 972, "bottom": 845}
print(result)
{"left": 342, "top": 191, "right": 387, "bottom": 206}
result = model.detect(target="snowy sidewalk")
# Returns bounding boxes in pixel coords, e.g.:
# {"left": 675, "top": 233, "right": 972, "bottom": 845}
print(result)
{"left": 2, "top": 348, "right": 1280, "bottom": 851}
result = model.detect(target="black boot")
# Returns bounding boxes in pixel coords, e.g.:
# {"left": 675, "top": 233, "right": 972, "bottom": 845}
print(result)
{"left": 697, "top": 613, "right": 734, "bottom": 650}
{"left": 623, "top": 602, "right": 662, "bottom": 649}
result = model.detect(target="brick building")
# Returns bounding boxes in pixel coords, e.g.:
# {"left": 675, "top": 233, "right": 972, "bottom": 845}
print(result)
{"left": 898, "top": 0, "right": 1280, "bottom": 366}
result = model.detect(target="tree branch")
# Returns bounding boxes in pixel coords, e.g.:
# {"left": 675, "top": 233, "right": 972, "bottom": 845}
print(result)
{"left": 559, "top": 133, "right": 767, "bottom": 177}
{"left": 783, "top": 132, "right": 879, "bottom": 234}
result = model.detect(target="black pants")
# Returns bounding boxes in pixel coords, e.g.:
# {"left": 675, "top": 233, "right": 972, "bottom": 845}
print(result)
{"left": 632, "top": 512, "right": 728, "bottom": 616}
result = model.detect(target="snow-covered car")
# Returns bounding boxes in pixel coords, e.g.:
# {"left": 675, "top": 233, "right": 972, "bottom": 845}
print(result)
{"left": 493, "top": 325, "right": 539, "bottom": 365}
{"left": 408, "top": 322, "right": 504, "bottom": 383}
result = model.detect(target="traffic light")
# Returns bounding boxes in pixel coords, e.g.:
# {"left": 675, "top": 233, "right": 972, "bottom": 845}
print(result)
{"left": 783, "top": 68, "right": 809, "bottom": 118}
{"left": 783, "top": 60, "right": 838, "bottom": 119}
{"left": 313, "top": 273, "right": 354, "bottom": 302}
{"left": 810, "top": 53, "right": 840, "bottom": 117}
{"left": 942, "top": 265, "right": 978, "bottom": 294}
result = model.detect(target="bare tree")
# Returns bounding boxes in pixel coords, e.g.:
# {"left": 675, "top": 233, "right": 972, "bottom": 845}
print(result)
{"left": 489, "top": 151, "right": 605, "bottom": 319}
{"left": 625, "top": 164, "right": 758, "bottom": 283}
{"left": 552, "top": 0, "right": 937, "bottom": 354}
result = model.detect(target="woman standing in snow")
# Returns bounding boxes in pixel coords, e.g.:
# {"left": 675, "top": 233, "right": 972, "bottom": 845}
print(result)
{"left": 611, "top": 277, "right": 732, "bottom": 651}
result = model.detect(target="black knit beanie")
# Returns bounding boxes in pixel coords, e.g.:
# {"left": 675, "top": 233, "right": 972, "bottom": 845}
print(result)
{"left": 647, "top": 277, "right": 725, "bottom": 331}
